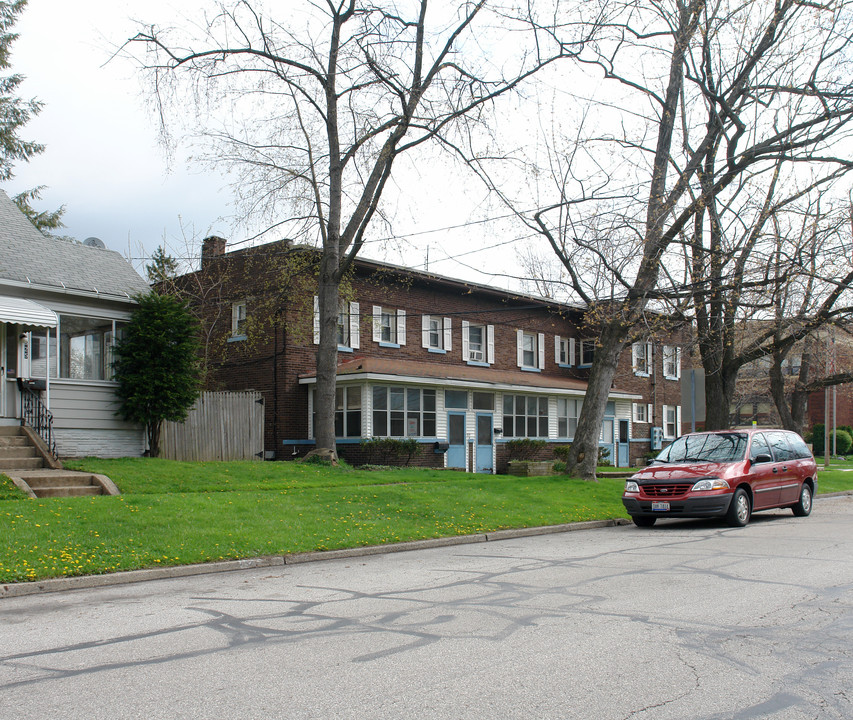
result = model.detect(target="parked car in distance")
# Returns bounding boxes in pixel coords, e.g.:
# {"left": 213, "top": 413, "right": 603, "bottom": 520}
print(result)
{"left": 622, "top": 429, "right": 817, "bottom": 528}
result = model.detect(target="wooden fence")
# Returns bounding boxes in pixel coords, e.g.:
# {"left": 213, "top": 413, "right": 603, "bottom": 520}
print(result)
{"left": 160, "top": 391, "right": 265, "bottom": 461}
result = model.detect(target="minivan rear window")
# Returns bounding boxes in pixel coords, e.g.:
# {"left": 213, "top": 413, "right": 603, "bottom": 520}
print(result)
{"left": 767, "top": 432, "right": 796, "bottom": 462}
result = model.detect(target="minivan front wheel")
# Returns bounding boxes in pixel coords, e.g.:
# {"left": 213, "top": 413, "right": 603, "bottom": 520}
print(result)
{"left": 726, "top": 489, "right": 751, "bottom": 527}
{"left": 792, "top": 484, "right": 813, "bottom": 517}
{"left": 632, "top": 516, "right": 656, "bottom": 527}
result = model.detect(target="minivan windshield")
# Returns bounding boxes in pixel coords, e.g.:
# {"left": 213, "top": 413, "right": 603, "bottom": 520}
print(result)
{"left": 656, "top": 433, "right": 748, "bottom": 464}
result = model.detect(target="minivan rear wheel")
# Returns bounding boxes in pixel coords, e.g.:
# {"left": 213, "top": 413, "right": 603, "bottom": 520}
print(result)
{"left": 726, "top": 489, "right": 751, "bottom": 527}
{"left": 792, "top": 484, "right": 813, "bottom": 517}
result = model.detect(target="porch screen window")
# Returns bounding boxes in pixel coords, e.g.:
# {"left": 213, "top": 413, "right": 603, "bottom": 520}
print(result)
{"left": 59, "top": 316, "right": 125, "bottom": 381}
{"left": 445, "top": 389, "right": 467, "bottom": 409}
{"left": 26, "top": 330, "right": 58, "bottom": 379}
{"left": 502, "top": 394, "right": 548, "bottom": 438}
{"left": 335, "top": 387, "right": 362, "bottom": 437}
{"left": 372, "top": 386, "right": 436, "bottom": 437}
{"left": 312, "top": 387, "right": 362, "bottom": 438}
{"left": 557, "top": 397, "right": 581, "bottom": 438}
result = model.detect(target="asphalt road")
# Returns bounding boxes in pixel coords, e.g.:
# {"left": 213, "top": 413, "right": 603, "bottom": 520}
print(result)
{"left": 2, "top": 496, "right": 852, "bottom": 720}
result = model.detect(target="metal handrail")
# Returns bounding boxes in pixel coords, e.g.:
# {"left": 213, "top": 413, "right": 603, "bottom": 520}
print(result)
{"left": 19, "top": 385, "right": 57, "bottom": 459}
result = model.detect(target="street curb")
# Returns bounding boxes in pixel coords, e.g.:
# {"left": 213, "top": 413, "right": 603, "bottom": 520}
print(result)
{"left": 0, "top": 518, "right": 630, "bottom": 600}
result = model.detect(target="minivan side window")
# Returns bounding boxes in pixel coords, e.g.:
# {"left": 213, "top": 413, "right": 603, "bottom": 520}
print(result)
{"left": 750, "top": 433, "right": 771, "bottom": 462}
{"left": 767, "top": 431, "right": 796, "bottom": 462}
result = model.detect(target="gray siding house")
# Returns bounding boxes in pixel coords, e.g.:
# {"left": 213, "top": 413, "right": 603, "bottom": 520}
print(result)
{"left": 0, "top": 191, "right": 150, "bottom": 457}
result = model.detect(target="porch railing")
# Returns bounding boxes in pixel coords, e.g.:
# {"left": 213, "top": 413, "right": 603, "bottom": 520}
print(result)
{"left": 19, "top": 385, "right": 57, "bottom": 460}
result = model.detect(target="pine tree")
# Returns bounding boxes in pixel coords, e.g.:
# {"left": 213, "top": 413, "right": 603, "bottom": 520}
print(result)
{"left": 146, "top": 246, "right": 179, "bottom": 284}
{"left": 113, "top": 293, "right": 202, "bottom": 457}
{"left": 1, "top": 0, "right": 64, "bottom": 232}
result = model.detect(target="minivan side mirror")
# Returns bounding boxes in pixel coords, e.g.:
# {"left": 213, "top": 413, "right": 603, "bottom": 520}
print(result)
{"left": 752, "top": 453, "right": 772, "bottom": 464}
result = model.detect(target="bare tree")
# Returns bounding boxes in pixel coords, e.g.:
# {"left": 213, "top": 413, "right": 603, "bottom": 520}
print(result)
{"left": 464, "top": 0, "right": 853, "bottom": 479}
{"left": 127, "top": 0, "right": 594, "bottom": 460}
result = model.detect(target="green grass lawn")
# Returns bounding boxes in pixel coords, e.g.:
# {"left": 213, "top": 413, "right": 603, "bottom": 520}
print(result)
{"left": 2, "top": 457, "right": 851, "bottom": 585}
{"left": 1, "top": 459, "right": 628, "bottom": 584}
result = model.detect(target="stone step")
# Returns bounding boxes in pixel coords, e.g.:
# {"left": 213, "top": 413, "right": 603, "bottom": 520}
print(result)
{"left": 0, "top": 436, "right": 29, "bottom": 447}
{"left": 25, "top": 474, "right": 97, "bottom": 489}
{"left": 34, "top": 485, "right": 103, "bottom": 498}
{"left": 0, "top": 445, "right": 37, "bottom": 459}
{"left": 0, "top": 426, "right": 23, "bottom": 436}
{"left": 0, "top": 457, "right": 43, "bottom": 470}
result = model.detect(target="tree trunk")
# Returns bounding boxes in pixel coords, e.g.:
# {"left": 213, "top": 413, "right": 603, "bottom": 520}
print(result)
{"left": 147, "top": 419, "right": 162, "bottom": 458}
{"left": 313, "top": 250, "right": 340, "bottom": 461}
{"left": 703, "top": 368, "right": 737, "bottom": 430}
{"left": 563, "top": 324, "right": 625, "bottom": 481}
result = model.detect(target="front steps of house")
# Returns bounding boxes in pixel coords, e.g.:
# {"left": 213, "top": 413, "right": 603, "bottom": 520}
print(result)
{"left": 0, "top": 426, "right": 119, "bottom": 498}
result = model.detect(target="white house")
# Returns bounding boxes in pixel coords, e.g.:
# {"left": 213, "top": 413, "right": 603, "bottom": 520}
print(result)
{"left": 0, "top": 191, "right": 150, "bottom": 457}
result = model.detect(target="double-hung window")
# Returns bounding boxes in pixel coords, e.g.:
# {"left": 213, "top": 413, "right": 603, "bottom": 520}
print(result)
{"left": 462, "top": 321, "right": 494, "bottom": 364}
{"left": 632, "top": 342, "right": 652, "bottom": 376}
{"left": 231, "top": 301, "right": 247, "bottom": 339}
{"left": 555, "top": 336, "right": 574, "bottom": 366}
{"left": 313, "top": 296, "right": 360, "bottom": 350}
{"left": 662, "top": 345, "right": 681, "bottom": 380}
{"left": 517, "top": 331, "right": 545, "bottom": 370}
{"left": 662, "top": 404, "right": 681, "bottom": 439}
{"left": 632, "top": 402, "right": 653, "bottom": 423}
{"left": 421, "top": 315, "right": 451, "bottom": 352}
{"left": 580, "top": 339, "right": 596, "bottom": 366}
{"left": 373, "top": 306, "right": 406, "bottom": 346}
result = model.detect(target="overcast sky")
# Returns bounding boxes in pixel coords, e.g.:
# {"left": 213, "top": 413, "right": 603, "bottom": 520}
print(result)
{"left": 5, "top": 0, "right": 534, "bottom": 287}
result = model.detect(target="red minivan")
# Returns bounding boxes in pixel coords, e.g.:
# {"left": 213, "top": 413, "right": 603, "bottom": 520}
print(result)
{"left": 622, "top": 429, "right": 817, "bottom": 527}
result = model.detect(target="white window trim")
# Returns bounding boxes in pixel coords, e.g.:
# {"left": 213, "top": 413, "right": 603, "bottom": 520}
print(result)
{"left": 313, "top": 297, "right": 360, "bottom": 349}
{"left": 632, "top": 402, "right": 653, "bottom": 423}
{"left": 580, "top": 339, "right": 595, "bottom": 366}
{"left": 662, "top": 404, "right": 681, "bottom": 439}
{"left": 231, "top": 301, "right": 247, "bottom": 339}
{"left": 462, "top": 321, "right": 494, "bottom": 364}
{"left": 422, "top": 315, "right": 452, "bottom": 351}
{"left": 372, "top": 306, "right": 405, "bottom": 346}
{"left": 517, "top": 330, "right": 545, "bottom": 370}
{"left": 663, "top": 345, "right": 682, "bottom": 380}
{"left": 555, "top": 335, "right": 574, "bottom": 366}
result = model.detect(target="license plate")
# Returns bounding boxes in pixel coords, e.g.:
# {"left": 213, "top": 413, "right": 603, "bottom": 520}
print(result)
{"left": 651, "top": 501, "right": 670, "bottom": 511}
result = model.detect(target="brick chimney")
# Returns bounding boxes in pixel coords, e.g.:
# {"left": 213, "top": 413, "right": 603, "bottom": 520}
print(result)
{"left": 201, "top": 236, "right": 227, "bottom": 269}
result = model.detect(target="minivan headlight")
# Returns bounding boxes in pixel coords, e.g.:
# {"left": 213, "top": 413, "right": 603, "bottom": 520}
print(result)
{"left": 691, "top": 478, "right": 730, "bottom": 492}
{"left": 625, "top": 481, "right": 640, "bottom": 493}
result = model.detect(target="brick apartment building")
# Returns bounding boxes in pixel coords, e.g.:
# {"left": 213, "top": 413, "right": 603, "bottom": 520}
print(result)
{"left": 170, "top": 237, "right": 687, "bottom": 471}
{"left": 732, "top": 330, "right": 853, "bottom": 432}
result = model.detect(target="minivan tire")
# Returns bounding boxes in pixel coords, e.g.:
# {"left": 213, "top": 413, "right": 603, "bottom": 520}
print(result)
{"left": 726, "top": 488, "right": 751, "bottom": 527}
{"left": 792, "top": 484, "right": 813, "bottom": 517}
{"left": 632, "top": 516, "right": 656, "bottom": 527}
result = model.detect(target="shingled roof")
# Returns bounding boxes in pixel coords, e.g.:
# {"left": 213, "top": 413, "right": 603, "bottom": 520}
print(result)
{"left": 0, "top": 190, "right": 149, "bottom": 300}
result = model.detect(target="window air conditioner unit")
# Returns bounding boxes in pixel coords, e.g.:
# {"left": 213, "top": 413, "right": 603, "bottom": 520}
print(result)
{"left": 470, "top": 350, "right": 484, "bottom": 362}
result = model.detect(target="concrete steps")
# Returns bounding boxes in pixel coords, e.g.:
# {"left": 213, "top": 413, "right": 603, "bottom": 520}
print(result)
{"left": 0, "top": 426, "right": 120, "bottom": 498}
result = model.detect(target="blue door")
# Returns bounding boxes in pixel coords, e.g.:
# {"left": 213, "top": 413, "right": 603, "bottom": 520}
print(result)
{"left": 617, "top": 419, "right": 630, "bottom": 467}
{"left": 475, "top": 413, "right": 493, "bottom": 473}
{"left": 447, "top": 412, "right": 466, "bottom": 469}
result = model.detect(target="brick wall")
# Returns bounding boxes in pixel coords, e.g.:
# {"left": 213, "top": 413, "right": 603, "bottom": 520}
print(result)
{"left": 171, "top": 242, "right": 690, "bottom": 465}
